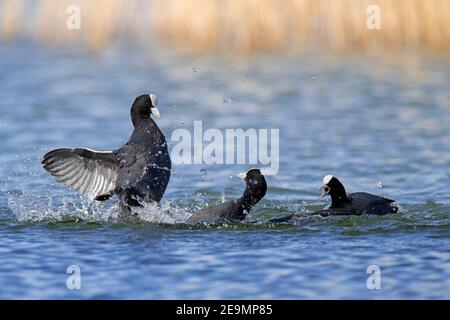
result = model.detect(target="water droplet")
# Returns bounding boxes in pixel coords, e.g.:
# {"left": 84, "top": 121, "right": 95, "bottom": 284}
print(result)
{"left": 222, "top": 97, "right": 234, "bottom": 104}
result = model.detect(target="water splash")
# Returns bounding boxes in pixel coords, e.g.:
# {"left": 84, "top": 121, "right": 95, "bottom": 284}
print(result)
{"left": 6, "top": 184, "right": 192, "bottom": 224}
{"left": 130, "top": 200, "right": 191, "bottom": 224}
{"left": 7, "top": 188, "right": 119, "bottom": 223}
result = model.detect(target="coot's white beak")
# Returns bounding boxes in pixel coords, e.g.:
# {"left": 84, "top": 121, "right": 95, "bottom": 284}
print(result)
{"left": 149, "top": 93, "right": 160, "bottom": 118}
{"left": 319, "top": 184, "right": 329, "bottom": 198}
{"left": 151, "top": 107, "right": 160, "bottom": 119}
{"left": 236, "top": 172, "right": 247, "bottom": 180}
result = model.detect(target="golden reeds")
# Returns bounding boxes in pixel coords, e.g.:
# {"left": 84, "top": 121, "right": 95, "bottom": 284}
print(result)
{"left": 1, "top": 0, "right": 450, "bottom": 54}
{"left": 1, "top": 0, "right": 24, "bottom": 40}
{"left": 35, "top": 0, "right": 128, "bottom": 51}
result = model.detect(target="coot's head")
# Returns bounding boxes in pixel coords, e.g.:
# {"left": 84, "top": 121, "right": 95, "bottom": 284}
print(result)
{"left": 319, "top": 175, "right": 347, "bottom": 200}
{"left": 131, "top": 94, "right": 161, "bottom": 124}
{"left": 237, "top": 168, "right": 267, "bottom": 200}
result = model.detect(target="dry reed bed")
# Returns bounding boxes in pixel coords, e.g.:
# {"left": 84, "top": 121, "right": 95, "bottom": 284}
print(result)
{"left": 1, "top": 0, "right": 450, "bottom": 53}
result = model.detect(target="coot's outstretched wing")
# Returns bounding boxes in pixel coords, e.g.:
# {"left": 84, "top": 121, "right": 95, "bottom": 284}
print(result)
{"left": 42, "top": 148, "right": 119, "bottom": 200}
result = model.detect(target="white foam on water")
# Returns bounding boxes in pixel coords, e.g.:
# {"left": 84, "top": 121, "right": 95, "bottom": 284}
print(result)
{"left": 7, "top": 188, "right": 119, "bottom": 223}
{"left": 130, "top": 200, "right": 191, "bottom": 224}
{"left": 6, "top": 186, "right": 192, "bottom": 224}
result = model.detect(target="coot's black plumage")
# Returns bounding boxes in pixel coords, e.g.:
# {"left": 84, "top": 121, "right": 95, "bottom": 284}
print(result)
{"left": 187, "top": 168, "right": 267, "bottom": 224}
{"left": 42, "top": 94, "right": 171, "bottom": 210}
{"left": 316, "top": 175, "right": 398, "bottom": 215}
{"left": 269, "top": 175, "right": 398, "bottom": 223}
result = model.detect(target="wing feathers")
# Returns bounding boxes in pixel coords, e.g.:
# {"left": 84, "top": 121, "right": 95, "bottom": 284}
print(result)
{"left": 42, "top": 148, "right": 119, "bottom": 200}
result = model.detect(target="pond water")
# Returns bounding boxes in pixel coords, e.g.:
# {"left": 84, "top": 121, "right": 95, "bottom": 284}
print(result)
{"left": 0, "top": 42, "right": 449, "bottom": 299}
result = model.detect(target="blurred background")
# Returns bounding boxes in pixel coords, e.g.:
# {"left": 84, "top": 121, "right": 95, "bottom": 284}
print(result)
{"left": 0, "top": 0, "right": 449, "bottom": 299}
{"left": 2, "top": 0, "right": 450, "bottom": 54}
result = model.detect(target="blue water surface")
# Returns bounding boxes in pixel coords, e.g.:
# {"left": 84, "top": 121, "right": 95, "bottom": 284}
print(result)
{"left": 0, "top": 42, "right": 449, "bottom": 299}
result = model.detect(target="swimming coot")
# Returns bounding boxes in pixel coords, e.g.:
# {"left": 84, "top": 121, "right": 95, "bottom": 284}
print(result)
{"left": 42, "top": 94, "right": 171, "bottom": 211}
{"left": 316, "top": 175, "right": 399, "bottom": 215}
{"left": 187, "top": 168, "right": 267, "bottom": 224}
{"left": 269, "top": 175, "right": 399, "bottom": 223}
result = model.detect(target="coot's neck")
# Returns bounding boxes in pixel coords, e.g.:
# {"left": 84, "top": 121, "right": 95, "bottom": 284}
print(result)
{"left": 236, "top": 183, "right": 267, "bottom": 217}
{"left": 131, "top": 103, "right": 156, "bottom": 128}
{"left": 131, "top": 112, "right": 154, "bottom": 128}
{"left": 329, "top": 182, "right": 349, "bottom": 208}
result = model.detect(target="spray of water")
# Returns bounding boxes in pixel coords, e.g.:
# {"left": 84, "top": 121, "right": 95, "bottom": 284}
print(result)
{"left": 7, "top": 187, "right": 195, "bottom": 224}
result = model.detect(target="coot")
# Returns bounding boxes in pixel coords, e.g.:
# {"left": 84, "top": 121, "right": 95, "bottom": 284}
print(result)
{"left": 187, "top": 168, "right": 267, "bottom": 224}
{"left": 42, "top": 94, "right": 171, "bottom": 211}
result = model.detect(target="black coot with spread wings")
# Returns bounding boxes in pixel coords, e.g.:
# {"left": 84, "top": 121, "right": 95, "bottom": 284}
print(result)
{"left": 42, "top": 94, "right": 171, "bottom": 211}
{"left": 187, "top": 168, "right": 267, "bottom": 224}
